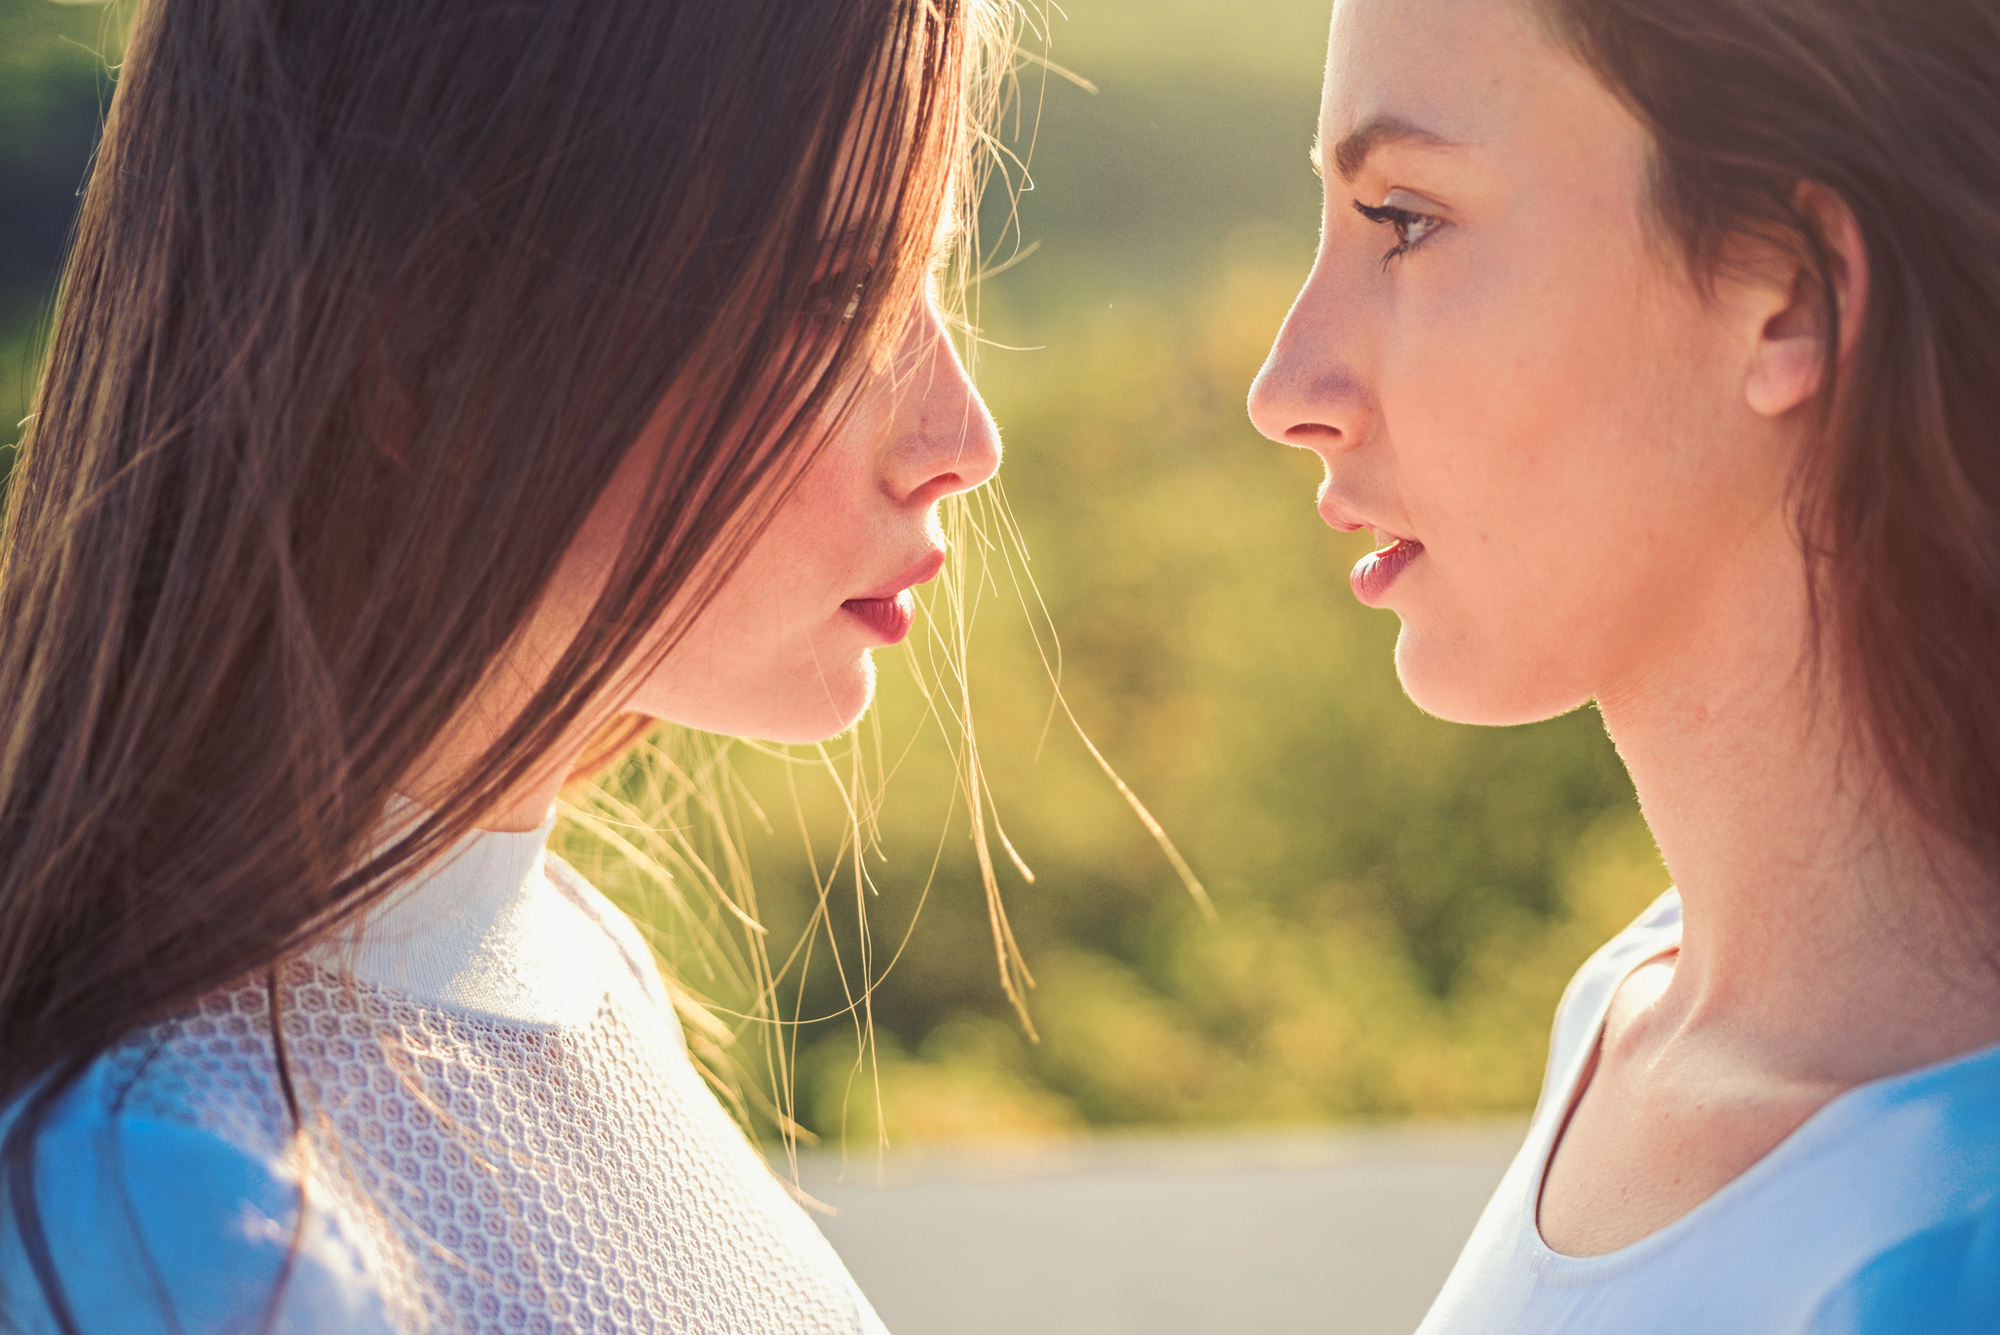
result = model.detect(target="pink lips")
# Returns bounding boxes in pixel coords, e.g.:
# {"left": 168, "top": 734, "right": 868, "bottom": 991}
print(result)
{"left": 1350, "top": 537, "right": 1423, "bottom": 605}
{"left": 843, "top": 549, "right": 945, "bottom": 645}
{"left": 843, "top": 593, "right": 915, "bottom": 642}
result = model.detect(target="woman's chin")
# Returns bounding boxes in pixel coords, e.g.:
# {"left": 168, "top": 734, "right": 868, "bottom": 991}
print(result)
{"left": 1393, "top": 624, "right": 1589, "bottom": 728}
{"left": 648, "top": 651, "right": 878, "bottom": 743}
{"left": 754, "top": 653, "right": 879, "bottom": 744}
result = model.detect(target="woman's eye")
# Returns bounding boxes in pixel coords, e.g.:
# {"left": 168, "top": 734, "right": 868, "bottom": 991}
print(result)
{"left": 1351, "top": 199, "right": 1446, "bottom": 267}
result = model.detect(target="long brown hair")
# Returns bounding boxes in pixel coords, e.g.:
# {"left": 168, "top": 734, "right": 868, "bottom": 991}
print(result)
{"left": 0, "top": 0, "right": 1010, "bottom": 1290}
{"left": 1539, "top": 0, "right": 2000, "bottom": 880}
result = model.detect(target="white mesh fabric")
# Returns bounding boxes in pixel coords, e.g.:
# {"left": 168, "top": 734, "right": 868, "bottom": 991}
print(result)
{"left": 104, "top": 867, "right": 873, "bottom": 1334}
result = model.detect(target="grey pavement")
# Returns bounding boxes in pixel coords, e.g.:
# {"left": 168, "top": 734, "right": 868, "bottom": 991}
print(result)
{"left": 798, "top": 1120, "right": 1525, "bottom": 1335}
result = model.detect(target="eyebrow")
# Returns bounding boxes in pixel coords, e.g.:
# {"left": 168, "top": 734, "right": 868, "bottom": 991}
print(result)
{"left": 1311, "top": 114, "right": 1461, "bottom": 183}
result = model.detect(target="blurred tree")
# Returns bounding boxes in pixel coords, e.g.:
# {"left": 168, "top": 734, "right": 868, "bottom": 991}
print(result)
{"left": 1, "top": 0, "right": 119, "bottom": 483}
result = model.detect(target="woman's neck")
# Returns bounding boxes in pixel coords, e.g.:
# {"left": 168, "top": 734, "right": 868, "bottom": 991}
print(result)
{"left": 402, "top": 700, "right": 596, "bottom": 834}
{"left": 1598, "top": 534, "right": 2000, "bottom": 1084}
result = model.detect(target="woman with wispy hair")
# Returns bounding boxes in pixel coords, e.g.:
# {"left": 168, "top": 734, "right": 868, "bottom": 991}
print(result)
{"left": 0, "top": 0, "right": 1016, "bottom": 1328}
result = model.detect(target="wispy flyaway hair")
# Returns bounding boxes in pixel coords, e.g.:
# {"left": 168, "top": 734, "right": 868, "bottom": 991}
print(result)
{"left": 0, "top": 0, "right": 1009, "bottom": 1289}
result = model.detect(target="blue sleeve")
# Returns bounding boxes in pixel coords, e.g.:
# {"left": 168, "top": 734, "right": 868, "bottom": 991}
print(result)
{"left": 1807, "top": 1203, "right": 2000, "bottom": 1335}
{"left": 0, "top": 1094, "right": 391, "bottom": 1334}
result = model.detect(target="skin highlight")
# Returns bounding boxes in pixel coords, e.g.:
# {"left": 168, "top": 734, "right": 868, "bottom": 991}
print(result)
{"left": 1251, "top": 0, "right": 2000, "bottom": 1259}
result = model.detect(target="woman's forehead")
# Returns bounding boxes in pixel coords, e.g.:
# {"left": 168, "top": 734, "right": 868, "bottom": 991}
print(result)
{"left": 1317, "top": 0, "right": 1629, "bottom": 185}
{"left": 1320, "top": 0, "right": 1564, "bottom": 161}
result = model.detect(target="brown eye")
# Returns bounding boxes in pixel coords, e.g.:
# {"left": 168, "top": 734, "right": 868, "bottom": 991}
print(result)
{"left": 1352, "top": 199, "right": 1446, "bottom": 267}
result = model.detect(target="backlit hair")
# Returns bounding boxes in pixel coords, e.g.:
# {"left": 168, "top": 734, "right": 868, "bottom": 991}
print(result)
{"left": 0, "top": 0, "right": 1012, "bottom": 1318}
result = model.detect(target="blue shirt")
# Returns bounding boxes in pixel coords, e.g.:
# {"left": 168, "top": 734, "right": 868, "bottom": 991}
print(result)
{"left": 0, "top": 1056, "right": 392, "bottom": 1333}
{"left": 0, "top": 812, "right": 888, "bottom": 1333}
{"left": 1417, "top": 891, "right": 2000, "bottom": 1335}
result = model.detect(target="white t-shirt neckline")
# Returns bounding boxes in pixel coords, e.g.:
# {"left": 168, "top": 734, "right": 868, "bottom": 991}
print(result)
{"left": 1418, "top": 891, "right": 2000, "bottom": 1333}
{"left": 1522, "top": 892, "right": 2000, "bottom": 1282}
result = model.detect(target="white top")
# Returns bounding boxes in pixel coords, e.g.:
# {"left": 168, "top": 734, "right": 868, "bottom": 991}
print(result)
{"left": 1417, "top": 891, "right": 2000, "bottom": 1335}
{"left": 1, "top": 807, "right": 891, "bottom": 1335}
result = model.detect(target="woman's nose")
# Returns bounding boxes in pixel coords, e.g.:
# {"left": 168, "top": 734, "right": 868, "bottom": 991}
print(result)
{"left": 1247, "top": 268, "right": 1375, "bottom": 457}
{"left": 882, "top": 303, "right": 1003, "bottom": 506}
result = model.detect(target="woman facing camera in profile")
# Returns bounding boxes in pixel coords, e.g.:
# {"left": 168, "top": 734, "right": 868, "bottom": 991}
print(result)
{"left": 1251, "top": 0, "right": 2000, "bottom": 1330}
{"left": 0, "top": 0, "right": 1005, "bottom": 1329}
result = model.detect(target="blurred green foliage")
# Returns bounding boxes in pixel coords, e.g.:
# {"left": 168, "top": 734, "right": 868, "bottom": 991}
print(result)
{"left": 1, "top": 0, "right": 120, "bottom": 486}
{"left": 634, "top": 1, "right": 1670, "bottom": 1143}
{"left": 0, "top": 0, "right": 1670, "bottom": 1142}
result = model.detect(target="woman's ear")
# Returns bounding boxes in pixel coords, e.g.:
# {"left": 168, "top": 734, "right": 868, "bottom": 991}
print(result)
{"left": 1744, "top": 184, "right": 1870, "bottom": 418}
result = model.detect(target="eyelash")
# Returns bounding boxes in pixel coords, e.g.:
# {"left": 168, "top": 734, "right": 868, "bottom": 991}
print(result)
{"left": 1351, "top": 200, "right": 1445, "bottom": 268}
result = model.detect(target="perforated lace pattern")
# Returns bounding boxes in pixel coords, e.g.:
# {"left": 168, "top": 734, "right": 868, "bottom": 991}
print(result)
{"left": 108, "top": 917, "right": 863, "bottom": 1332}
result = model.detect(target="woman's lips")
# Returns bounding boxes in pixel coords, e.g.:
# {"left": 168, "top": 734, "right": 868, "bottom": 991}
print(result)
{"left": 1350, "top": 536, "right": 1423, "bottom": 605}
{"left": 842, "top": 549, "right": 945, "bottom": 644}
{"left": 842, "top": 590, "right": 916, "bottom": 643}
